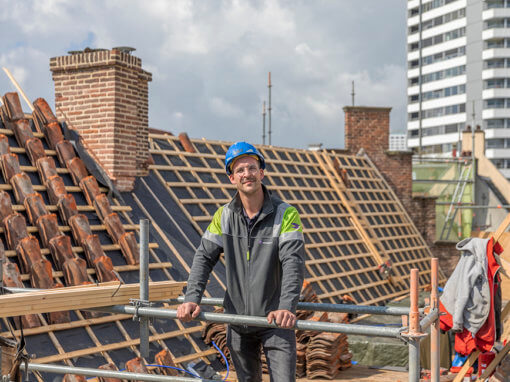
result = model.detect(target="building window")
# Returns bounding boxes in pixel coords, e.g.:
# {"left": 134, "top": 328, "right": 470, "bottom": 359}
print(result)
{"left": 408, "top": 24, "right": 419, "bottom": 34}
{"left": 485, "top": 79, "right": 507, "bottom": 89}
{"left": 408, "top": 129, "right": 420, "bottom": 138}
{"left": 484, "top": 0, "right": 510, "bottom": 9}
{"left": 445, "top": 123, "right": 462, "bottom": 133}
{"left": 486, "top": 38, "right": 506, "bottom": 49}
{"left": 485, "top": 18, "right": 507, "bottom": 29}
{"left": 421, "top": 65, "right": 466, "bottom": 84}
{"left": 409, "top": 94, "right": 420, "bottom": 103}
{"left": 485, "top": 59, "right": 506, "bottom": 68}
{"left": 485, "top": 98, "right": 507, "bottom": 108}
{"left": 420, "top": 27, "right": 465, "bottom": 49}
{"left": 487, "top": 139, "right": 506, "bottom": 148}
{"left": 485, "top": 119, "right": 508, "bottom": 129}
{"left": 421, "top": 46, "right": 465, "bottom": 67}
{"left": 409, "top": 112, "right": 420, "bottom": 120}
{"left": 422, "top": 103, "right": 465, "bottom": 118}
{"left": 421, "top": 84, "right": 465, "bottom": 101}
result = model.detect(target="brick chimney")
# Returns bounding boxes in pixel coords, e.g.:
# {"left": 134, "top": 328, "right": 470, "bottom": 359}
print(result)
{"left": 49, "top": 47, "right": 152, "bottom": 191}
{"left": 343, "top": 106, "right": 413, "bottom": 212}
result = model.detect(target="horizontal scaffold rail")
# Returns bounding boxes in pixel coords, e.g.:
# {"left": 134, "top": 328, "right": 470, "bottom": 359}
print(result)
{"left": 92, "top": 304, "right": 405, "bottom": 339}
{"left": 27, "top": 362, "right": 216, "bottom": 382}
{"left": 412, "top": 179, "right": 473, "bottom": 184}
{"left": 170, "top": 296, "right": 414, "bottom": 316}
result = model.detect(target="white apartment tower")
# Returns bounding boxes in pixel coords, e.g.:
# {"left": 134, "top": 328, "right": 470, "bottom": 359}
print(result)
{"left": 407, "top": 0, "right": 510, "bottom": 177}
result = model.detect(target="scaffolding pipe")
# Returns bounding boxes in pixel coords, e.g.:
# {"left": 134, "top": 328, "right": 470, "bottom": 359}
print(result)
{"left": 170, "top": 296, "right": 414, "bottom": 316}
{"left": 434, "top": 203, "right": 510, "bottom": 208}
{"left": 139, "top": 219, "right": 150, "bottom": 358}
{"left": 430, "top": 258, "right": 440, "bottom": 382}
{"left": 2, "top": 288, "right": 414, "bottom": 317}
{"left": 26, "top": 362, "right": 217, "bottom": 382}
{"left": 413, "top": 179, "right": 473, "bottom": 184}
{"left": 419, "top": 308, "right": 438, "bottom": 331}
{"left": 92, "top": 305, "right": 404, "bottom": 339}
{"left": 408, "top": 268, "right": 421, "bottom": 382}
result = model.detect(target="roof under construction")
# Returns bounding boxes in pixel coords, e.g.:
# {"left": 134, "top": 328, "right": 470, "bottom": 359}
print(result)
{"left": 0, "top": 89, "right": 445, "bottom": 380}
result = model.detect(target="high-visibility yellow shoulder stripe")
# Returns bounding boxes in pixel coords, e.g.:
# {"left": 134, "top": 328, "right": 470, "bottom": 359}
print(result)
{"left": 207, "top": 206, "right": 225, "bottom": 236}
{"left": 280, "top": 207, "right": 303, "bottom": 234}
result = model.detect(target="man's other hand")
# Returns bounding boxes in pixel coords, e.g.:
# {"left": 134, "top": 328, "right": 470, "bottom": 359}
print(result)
{"left": 267, "top": 310, "right": 296, "bottom": 328}
{"left": 176, "top": 302, "right": 201, "bottom": 322}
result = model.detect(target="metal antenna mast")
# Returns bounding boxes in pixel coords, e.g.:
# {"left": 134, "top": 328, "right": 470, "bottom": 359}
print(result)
{"left": 268, "top": 72, "right": 272, "bottom": 146}
{"left": 262, "top": 101, "right": 266, "bottom": 145}
{"left": 351, "top": 81, "right": 355, "bottom": 106}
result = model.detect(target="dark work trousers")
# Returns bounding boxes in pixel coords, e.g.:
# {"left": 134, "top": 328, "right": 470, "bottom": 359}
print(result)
{"left": 226, "top": 325, "right": 296, "bottom": 382}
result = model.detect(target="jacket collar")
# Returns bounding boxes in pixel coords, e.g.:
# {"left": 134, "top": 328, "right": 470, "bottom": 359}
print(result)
{"left": 229, "top": 184, "right": 274, "bottom": 220}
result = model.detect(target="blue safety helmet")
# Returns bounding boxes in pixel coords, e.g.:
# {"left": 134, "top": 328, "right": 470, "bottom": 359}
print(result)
{"left": 225, "top": 142, "right": 266, "bottom": 175}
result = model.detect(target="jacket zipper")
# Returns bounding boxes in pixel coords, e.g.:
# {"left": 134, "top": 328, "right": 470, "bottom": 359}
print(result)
{"left": 243, "top": 218, "right": 251, "bottom": 320}
{"left": 245, "top": 217, "right": 260, "bottom": 320}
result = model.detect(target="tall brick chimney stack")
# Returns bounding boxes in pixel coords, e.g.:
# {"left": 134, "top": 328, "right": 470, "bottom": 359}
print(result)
{"left": 343, "top": 106, "right": 413, "bottom": 212}
{"left": 49, "top": 47, "right": 152, "bottom": 192}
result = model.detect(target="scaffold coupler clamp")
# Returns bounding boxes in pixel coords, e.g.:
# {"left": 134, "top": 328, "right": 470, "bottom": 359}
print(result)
{"left": 129, "top": 298, "right": 153, "bottom": 323}
{"left": 378, "top": 260, "right": 392, "bottom": 279}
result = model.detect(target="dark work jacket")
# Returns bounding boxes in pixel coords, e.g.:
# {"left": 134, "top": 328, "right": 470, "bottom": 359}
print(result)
{"left": 184, "top": 185, "right": 305, "bottom": 330}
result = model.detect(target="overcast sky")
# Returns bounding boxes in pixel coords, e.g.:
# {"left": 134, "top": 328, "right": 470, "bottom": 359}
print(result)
{"left": 0, "top": 0, "right": 407, "bottom": 149}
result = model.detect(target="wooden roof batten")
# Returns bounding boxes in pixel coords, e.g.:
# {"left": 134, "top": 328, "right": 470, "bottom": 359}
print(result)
{"left": 147, "top": 133, "right": 445, "bottom": 308}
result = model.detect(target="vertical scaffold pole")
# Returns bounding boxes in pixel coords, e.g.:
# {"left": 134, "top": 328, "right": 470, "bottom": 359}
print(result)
{"left": 408, "top": 268, "right": 420, "bottom": 382}
{"left": 430, "top": 258, "right": 440, "bottom": 382}
{"left": 140, "top": 219, "right": 150, "bottom": 358}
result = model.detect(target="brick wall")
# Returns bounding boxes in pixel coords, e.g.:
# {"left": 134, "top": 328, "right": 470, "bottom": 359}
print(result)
{"left": 343, "top": 107, "right": 413, "bottom": 212}
{"left": 50, "top": 48, "right": 152, "bottom": 191}
{"left": 430, "top": 242, "right": 459, "bottom": 277}
{"left": 410, "top": 196, "right": 437, "bottom": 245}
{"left": 342, "top": 106, "right": 459, "bottom": 277}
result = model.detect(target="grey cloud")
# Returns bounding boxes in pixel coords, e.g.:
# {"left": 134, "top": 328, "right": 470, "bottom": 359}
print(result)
{"left": 0, "top": 0, "right": 406, "bottom": 149}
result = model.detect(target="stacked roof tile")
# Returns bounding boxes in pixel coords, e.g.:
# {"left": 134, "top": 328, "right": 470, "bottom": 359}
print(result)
{"left": 0, "top": 94, "right": 211, "bottom": 381}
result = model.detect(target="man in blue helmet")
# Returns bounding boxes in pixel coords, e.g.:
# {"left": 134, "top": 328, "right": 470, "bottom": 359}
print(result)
{"left": 177, "top": 141, "right": 305, "bottom": 381}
